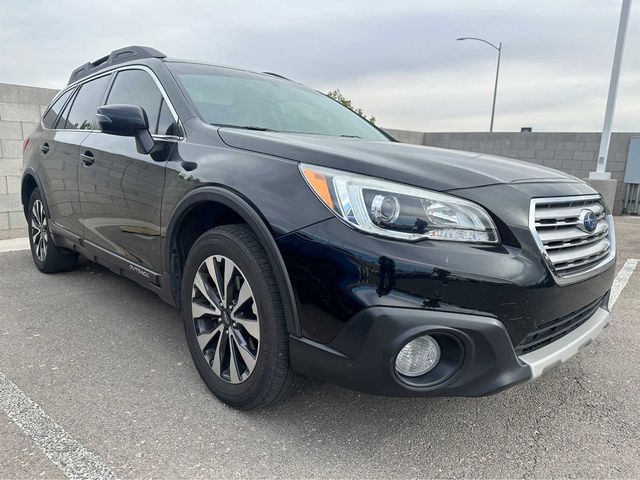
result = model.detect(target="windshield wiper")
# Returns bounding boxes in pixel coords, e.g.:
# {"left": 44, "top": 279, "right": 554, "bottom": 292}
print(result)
{"left": 340, "top": 134, "right": 361, "bottom": 138}
{"left": 212, "top": 123, "right": 277, "bottom": 132}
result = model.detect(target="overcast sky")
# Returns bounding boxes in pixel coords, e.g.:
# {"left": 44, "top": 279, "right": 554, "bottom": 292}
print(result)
{"left": 1, "top": 0, "right": 638, "bottom": 132}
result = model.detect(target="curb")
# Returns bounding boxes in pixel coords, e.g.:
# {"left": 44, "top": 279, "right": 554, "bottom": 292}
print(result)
{"left": 0, "top": 237, "right": 30, "bottom": 253}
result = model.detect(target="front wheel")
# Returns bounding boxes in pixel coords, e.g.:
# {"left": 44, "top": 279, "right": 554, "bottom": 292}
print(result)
{"left": 27, "top": 189, "right": 78, "bottom": 273}
{"left": 181, "top": 224, "right": 303, "bottom": 409}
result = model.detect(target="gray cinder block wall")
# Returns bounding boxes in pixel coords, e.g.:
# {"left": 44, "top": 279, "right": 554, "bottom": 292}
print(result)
{"left": 0, "top": 83, "right": 58, "bottom": 239}
{"left": 384, "top": 129, "right": 637, "bottom": 214}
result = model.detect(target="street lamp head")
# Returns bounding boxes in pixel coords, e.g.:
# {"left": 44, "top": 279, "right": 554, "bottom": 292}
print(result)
{"left": 456, "top": 37, "right": 500, "bottom": 51}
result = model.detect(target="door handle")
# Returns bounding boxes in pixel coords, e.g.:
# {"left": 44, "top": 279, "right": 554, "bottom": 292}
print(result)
{"left": 40, "top": 143, "right": 49, "bottom": 154}
{"left": 80, "top": 151, "right": 95, "bottom": 166}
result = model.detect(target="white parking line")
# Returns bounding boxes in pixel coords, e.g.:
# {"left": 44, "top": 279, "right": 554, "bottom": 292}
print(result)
{"left": 0, "top": 237, "right": 30, "bottom": 253}
{"left": 610, "top": 258, "right": 639, "bottom": 308}
{"left": 0, "top": 372, "right": 118, "bottom": 480}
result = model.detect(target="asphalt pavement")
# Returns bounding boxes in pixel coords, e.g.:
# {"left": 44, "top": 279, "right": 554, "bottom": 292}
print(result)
{"left": 1, "top": 217, "right": 639, "bottom": 479}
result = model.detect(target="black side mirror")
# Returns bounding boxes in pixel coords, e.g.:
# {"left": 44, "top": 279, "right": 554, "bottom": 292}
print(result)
{"left": 96, "top": 104, "right": 154, "bottom": 154}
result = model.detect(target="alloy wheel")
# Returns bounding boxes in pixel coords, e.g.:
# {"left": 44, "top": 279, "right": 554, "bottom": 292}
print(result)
{"left": 191, "top": 255, "right": 260, "bottom": 384}
{"left": 31, "top": 199, "right": 48, "bottom": 262}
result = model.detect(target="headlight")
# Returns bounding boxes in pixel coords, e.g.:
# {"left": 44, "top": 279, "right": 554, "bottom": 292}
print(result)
{"left": 300, "top": 164, "right": 499, "bottom": 243}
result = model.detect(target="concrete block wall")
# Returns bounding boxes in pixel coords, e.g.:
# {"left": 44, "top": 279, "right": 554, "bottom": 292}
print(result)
{"left": 0, "top": 83, "right": 58, "bottom": 239}
{"left": 0, "top": 80, "right": 636, "bottom": 239}
{"left": 384, "top": 129, "right": 637, "bottom": 214}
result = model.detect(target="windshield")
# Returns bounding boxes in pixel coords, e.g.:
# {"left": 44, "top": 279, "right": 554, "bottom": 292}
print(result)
{"left": 168, "top": 62, "right": 389, "bottom": 141}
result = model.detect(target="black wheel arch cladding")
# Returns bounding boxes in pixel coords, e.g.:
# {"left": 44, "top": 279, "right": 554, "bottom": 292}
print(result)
{"left": 165, "top": 185, "right": 302, "bottom": 337}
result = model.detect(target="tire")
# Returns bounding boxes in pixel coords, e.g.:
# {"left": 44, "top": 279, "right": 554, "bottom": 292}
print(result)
{"left": 27, "top": 188, "right": 78, "bottom": 273}
{"left": 181, "top": 224, "right": 303, "bottom": 409}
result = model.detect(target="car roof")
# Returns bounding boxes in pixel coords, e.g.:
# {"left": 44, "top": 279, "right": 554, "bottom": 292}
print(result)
{"left": 68, "top": 46, "right": 292, "bottom": 86}
{"left": 163, "top": 58, "right": 293, "bottom": 81}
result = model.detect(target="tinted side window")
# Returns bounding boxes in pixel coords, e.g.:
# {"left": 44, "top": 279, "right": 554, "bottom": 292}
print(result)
{"left": 42, "top": 89, "right": 73, "bottom": 129}
{"left": 65, "top": 75, "right": 110, "bottom": 130}
{"left": 156, "top": 99, "right": 177, "bottom": 135}
{"left": 56, "top": 90, "right": 76, "bottom": 130}
{"left": 106, "top": 70, "right": 167, "bottom": 134}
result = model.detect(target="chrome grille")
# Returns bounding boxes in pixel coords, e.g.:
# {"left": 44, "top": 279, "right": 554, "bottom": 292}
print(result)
{"left": 530, "top": 195, "right": 615, "bottom": 282}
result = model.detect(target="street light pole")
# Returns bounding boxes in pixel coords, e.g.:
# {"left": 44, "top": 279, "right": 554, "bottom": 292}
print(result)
{"left": 490, "top": 42, "right": 502, "bottom": 133}
{"left": 457, "top": 37, "right": 502, "bottom": 132}
{"left": 592, "top": 0, "right": 632, "bottom": 178}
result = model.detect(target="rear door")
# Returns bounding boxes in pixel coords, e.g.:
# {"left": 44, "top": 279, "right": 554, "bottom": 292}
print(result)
{"left": 77, "top": 67, "right": 179, "bottom": 272}
{"left": 36, "top": 75, "right": 111, "bottom": 236}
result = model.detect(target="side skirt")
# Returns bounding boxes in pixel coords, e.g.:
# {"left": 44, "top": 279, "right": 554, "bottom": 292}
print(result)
{"left": 49, "top": 222, "right": 177, "bottom": 307}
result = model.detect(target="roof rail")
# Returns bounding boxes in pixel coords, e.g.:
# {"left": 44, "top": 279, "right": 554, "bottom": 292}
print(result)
{"left": 67, "top": 46, "right": 166, "bottom": 85}
{"left": 262, "top": 72, "right": 292, "bottom": 81}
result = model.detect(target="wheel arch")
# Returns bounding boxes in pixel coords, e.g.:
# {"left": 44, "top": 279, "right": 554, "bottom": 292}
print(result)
{"left": 21, "top": 169, "right": 50, "bottom": 217}
{"left": 164, "top": 186, "right": 301, "bottom": 336}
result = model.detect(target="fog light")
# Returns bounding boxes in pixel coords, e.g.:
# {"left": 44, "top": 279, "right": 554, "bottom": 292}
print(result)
{"left": 395, "top": 335, "right": 441, "bottom": 377}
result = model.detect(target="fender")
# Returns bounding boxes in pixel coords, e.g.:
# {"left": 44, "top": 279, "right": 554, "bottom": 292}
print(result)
{"left": 164, "top": 185, "right": 301, "bottom": 336}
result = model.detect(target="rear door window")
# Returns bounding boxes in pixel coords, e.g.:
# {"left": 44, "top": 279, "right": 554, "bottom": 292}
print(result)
{"left": 106, "top": 69, "right": 171, "bottom": 134}
{"left": 42, "top": 89, "right": 74, "bottom": 129}
{"left": 64, "top": 75, "right": 111, "bottom": 130}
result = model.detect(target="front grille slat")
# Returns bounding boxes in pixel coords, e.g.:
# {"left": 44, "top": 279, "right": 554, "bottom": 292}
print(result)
{"left": 554, "top": 250, "right": 611, "bottom": 275}
{"left": 534, "top": 212, "right": 605, "bottom": 229}
{"left": 515, "top": 297, "right": 603, "bottom": 355}
{"left": 538, "top": 222, "right": 608, "bottom": 246}
{"left": 544, "top": 231, "right": 608, "bottom": 250}
{"left": 547, "top": 237, "right": 611, "bottom": 265}
{"left": 530, "top": 196, "right": 613, "bottom": 279}
{"left": 534, "top": 203, "right": 604, "bottom": 222}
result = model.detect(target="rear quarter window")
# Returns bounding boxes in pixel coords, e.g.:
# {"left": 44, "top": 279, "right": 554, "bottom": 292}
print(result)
{"left": 42, "top": 89, "right": 74, "bottom": 129}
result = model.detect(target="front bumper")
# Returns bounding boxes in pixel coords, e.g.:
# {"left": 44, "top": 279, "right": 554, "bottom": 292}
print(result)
{"left": 289, "top": 301, "right": 610, "bottom": 397}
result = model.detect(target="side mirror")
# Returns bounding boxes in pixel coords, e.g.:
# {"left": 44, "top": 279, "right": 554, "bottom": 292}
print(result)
{"left": 96, "top": 104, "right": 154, "bottom": 154}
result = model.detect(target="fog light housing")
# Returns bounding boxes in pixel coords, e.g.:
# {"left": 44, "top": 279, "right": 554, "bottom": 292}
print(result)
{"left": 395, "top": 335, "right": 441, "bottom": 377}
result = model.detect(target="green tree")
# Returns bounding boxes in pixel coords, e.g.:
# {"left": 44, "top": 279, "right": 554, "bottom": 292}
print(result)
{"left": 326, "top": 89, "right": 376, "bottom": 124}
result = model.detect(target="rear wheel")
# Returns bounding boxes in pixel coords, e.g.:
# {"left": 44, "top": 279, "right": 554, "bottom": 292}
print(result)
{"left": 28, "top": 189, "right": 78, "bottom": 273}
{"left": 181, "top": 224, "right": 302, "bottom": 409}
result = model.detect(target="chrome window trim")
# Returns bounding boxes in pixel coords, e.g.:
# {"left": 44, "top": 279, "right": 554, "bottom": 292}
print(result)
{"left": 152, "top": 133, "right": 182, "bottom": 142}
{"left": 40, "top": 64, "right": 185, "bottom": 141}
{"left": 528, "top": 194, "right": 616, "bottom": 286}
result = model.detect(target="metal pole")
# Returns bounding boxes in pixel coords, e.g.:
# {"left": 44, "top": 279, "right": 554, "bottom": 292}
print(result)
{"left": 490, "top": 43, "right": 502, "bottom": 133}
{"left": 595, "top": 0, "right": 632, "bottom": 176}
{"left": 456, "top": 37, "right": 502, "bottom": 133}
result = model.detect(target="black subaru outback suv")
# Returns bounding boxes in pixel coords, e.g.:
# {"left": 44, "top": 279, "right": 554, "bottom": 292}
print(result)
{"left": 22, "top": 46, "right": 616, "bottom": 409}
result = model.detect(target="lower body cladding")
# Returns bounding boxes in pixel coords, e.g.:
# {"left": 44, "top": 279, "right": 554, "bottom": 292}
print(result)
{"left": 289, "top": 299, "right": 611, "bottom": 397}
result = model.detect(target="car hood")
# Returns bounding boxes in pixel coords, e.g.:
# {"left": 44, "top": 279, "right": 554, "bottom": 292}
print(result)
{"left": 217, "top": 129, "right": 580, "bottom": 191}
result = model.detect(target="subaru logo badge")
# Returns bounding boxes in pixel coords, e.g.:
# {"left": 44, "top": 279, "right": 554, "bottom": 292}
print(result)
{"left": 578, "top": 209, "right": 598, "bottom": 233}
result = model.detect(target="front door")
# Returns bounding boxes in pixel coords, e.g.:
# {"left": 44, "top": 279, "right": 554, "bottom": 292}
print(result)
{"left": 77, "top": 68, "right": 179, "bottom": 271}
